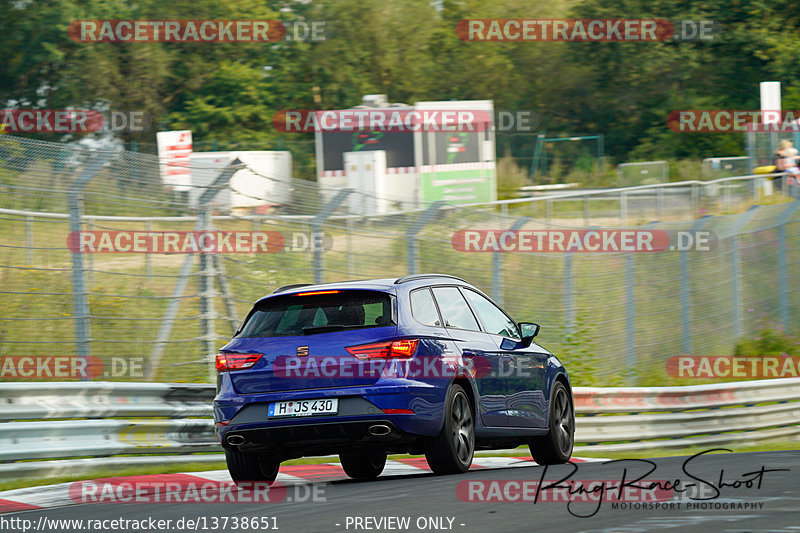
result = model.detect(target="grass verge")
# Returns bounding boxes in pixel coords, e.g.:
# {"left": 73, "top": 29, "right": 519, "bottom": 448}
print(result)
{"left": 1, "top": 440, "right": 797, "bottom": 492}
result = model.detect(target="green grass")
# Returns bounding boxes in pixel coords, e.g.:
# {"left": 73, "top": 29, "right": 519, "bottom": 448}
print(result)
{"left": 574, "top": 439, "right": 800, "bottom": 461}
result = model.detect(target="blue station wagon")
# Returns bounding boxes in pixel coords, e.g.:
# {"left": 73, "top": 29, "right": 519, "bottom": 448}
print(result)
{"left": 213, "top": 274, "right": 574, "bottom": 483}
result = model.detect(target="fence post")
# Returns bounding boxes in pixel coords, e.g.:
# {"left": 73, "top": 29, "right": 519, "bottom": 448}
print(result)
{"left": 656, "top": 188, "right": 664, "bottom": 219}
{"left": 145, "top": 160, "right": 241, "bottom": 380}
{"left": 492, "top": 217, "right": 529, "bottom": 305}
{"left": 565, "top": 253, "right": 575, "bottom": 335}
{"left": 68, "top": 151, "right": 113, "bottom": 375}
{"left": 729, "top": 205, "right": 760, "bottom": 340}
{"left": 777, "top": 201, "right": 800, "bottom": 330}
{"left": 198, "top": 208, "right": 217, "bottom": 381}
{"left": 625, "top": 253, "right": 636, "bottom": 381}
{"left": 145, "top": 220, "right": 153, "bottom": 280}
{"left": 681, "top": 216, "right": 711, "bottom": 355}
{"left": 406, "top": 201, "right": 445, "bottom": 275}
{"left": 620, "top": 192, "right": 628, "bottom": 226}
{"left": 312, "top": 188, "right": 353, "bottom": 284}
{"left": 197, "top": 161, "right": 243, "bottom": 377}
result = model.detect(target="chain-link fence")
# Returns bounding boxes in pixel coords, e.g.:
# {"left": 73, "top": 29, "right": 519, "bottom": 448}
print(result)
{"left": 1, "top": 135, "right": 799, "bottom": 386}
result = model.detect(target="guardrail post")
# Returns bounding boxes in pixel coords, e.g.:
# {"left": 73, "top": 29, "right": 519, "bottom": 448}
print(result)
{"left": 492, "top": 216, "right": 529, "bottom": 305}
{"left": 25, "top": 215, "right": 33, "bottom": 265}
{"left": 681, "top": 216, "right": 711, "bottom": 355}
{"left": 312, "top": 188, "right": 353, "bottom": 284}
{"left": 406, "top": 201, "right": 445, "bottom": 275}
{"left": 620, "top": 192, "right": 628, "bottom": 226}
{"left": 69, "top": 151, "right": 113, "bottom": 376}
{"left": 729, "top": 205, "right": 760, "bottom": 339}
{"left": 691, "top": 183, "right": 699, "bottom": 216}
{"left": 777, "top": 201, "right": 800, "bottom": 330}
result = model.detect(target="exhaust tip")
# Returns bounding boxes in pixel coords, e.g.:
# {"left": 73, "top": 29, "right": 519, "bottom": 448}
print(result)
{"left": 368, "top": 424, "right": 391, "bottom": 436}
{"left": 226, "top": 434, "right": 246, "bottom": 446}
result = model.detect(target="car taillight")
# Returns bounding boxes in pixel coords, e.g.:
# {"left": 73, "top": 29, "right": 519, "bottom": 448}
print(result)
{"left": 345, "top": 339, "right": 419, "bottom": 359}
{"left": 215, "top": 353, "right": 262, "bottom": 372}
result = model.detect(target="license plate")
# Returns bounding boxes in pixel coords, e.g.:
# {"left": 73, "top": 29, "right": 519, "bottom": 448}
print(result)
{"left": 268, "top": 398, "right": 338, "bottom": 418}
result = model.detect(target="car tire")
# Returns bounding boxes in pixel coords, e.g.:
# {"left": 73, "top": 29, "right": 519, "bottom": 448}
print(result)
{"left": 530, "top": 380, "right": 574, "bottom": 465}
{"left": 340, "top": 450, "right": 387, "bottom": 479}
{"left": 425, "top": 384, "right": 474, "bottom": 474}
{"left": 225, "top": 448, "right": 280, "bottom": 486}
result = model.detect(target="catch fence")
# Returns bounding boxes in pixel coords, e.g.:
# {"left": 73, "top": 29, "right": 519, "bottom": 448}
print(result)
{"left": 1, "top": 135, "right": 799, "bottom": 386}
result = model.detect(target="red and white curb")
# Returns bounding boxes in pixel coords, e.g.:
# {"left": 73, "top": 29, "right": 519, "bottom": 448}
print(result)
{"left": 0, "top": 456, "right": 604, "bottom": 514}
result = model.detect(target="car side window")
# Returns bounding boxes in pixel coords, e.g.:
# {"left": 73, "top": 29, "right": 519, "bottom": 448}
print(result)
{"left": 410, "top": 287, "right": 442, "bottom": 326}
{"left": 431, "top": 286, "right": 481, "bottom": 331}
{"left": 463, "top": 289, "right": 521, "bottom": 340}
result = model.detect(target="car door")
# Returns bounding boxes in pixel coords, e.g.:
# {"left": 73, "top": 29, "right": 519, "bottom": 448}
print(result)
{"left": 430, "top": 286, "right": 507, "bottom": 427}
{"left": 461, "top": 288, "right": 547, "bottom": 428}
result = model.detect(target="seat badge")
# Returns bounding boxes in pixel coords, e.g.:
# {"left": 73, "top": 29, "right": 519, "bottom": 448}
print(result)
{"left": 297, "top": 345, "right": 309, "bottom": 357}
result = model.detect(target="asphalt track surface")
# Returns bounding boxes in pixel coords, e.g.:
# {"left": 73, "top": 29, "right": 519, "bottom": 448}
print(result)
{"left": 4, "top": 450, "right": 798, "bottom": 533}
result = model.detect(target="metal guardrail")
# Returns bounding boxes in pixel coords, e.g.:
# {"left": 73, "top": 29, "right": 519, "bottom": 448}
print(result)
{"left": 1, "top": 379, "right": 798, "bottom": 478}
{"left": 573, "top": 378, "right": 800, "bottom": 453}
{"left": 0, "top": 382, "right": 214, "bottom": 420}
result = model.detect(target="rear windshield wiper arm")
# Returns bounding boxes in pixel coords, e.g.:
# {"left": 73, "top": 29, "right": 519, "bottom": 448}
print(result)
{"left": 302, "top": 325, "right": 367, "bottom": 335}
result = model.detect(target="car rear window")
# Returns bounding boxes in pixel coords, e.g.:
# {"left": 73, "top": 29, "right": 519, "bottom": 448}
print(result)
{"left": 237, "top": 290, "right": 394, "bottom": 337}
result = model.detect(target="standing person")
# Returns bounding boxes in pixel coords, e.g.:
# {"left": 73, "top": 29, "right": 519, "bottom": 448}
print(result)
{"left": 774, "top": 139, "right": 800, "bottom": 196}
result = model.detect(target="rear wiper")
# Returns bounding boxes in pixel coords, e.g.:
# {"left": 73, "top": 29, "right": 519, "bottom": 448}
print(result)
{"left": 302, "top": 325, "right": 366, "bottom": 335}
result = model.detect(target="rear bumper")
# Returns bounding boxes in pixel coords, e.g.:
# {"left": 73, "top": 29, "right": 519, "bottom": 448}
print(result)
{"left": 222, "top": 419, "right": 415, "bottom": 456}
{"left": 213, "top": 382, "right": 448, "bottom": 451}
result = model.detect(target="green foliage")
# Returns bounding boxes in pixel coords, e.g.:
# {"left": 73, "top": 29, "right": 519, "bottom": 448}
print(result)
{"left": 495, "top": 151, "right": 529, "bottom": 199}
{"left": 550, "top": 314, "right": 628, "bottom": 387}
{"left": 734, "top": 328, "right": 800, "bottom": 358}
{"left": 3, "top": 0, "right": 800, "bottom": 168}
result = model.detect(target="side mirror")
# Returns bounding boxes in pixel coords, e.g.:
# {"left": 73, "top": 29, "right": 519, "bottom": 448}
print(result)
{"left": 518, "top": 322, "right": 540, "bottom": 347}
